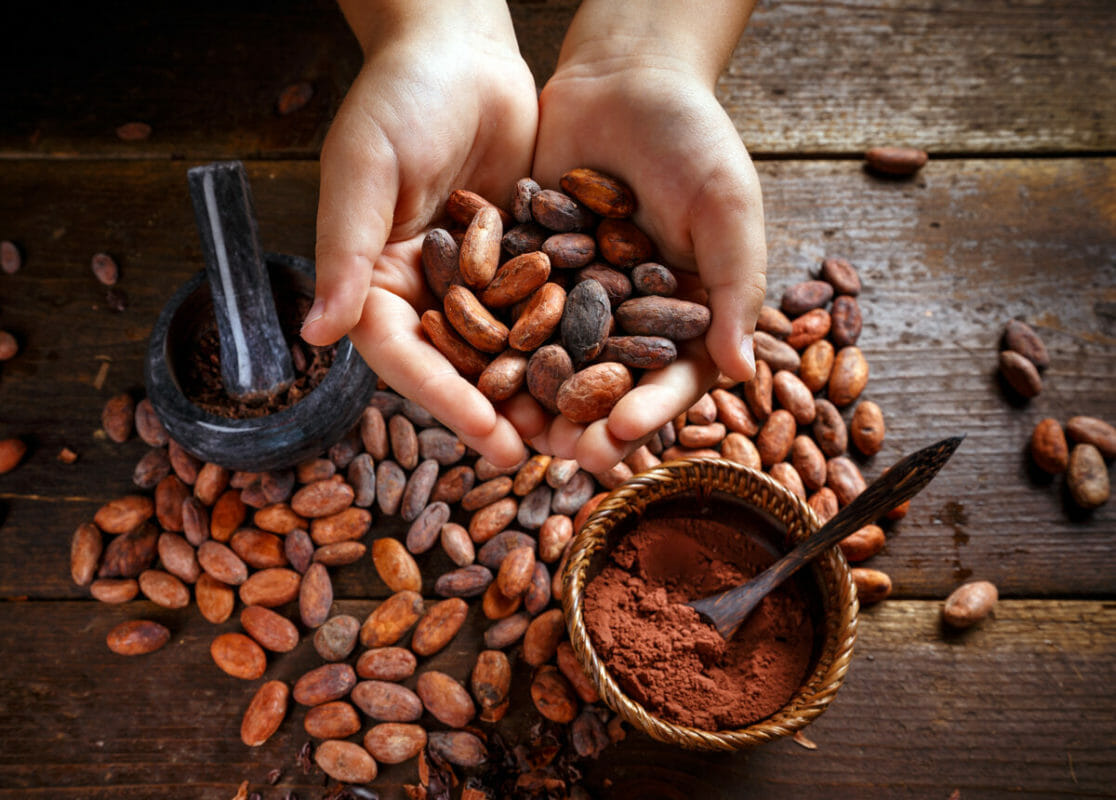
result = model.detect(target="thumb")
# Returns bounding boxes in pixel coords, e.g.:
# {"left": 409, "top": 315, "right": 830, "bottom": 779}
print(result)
{"left": 302, "top": 107, "right": 399, "bottom": 347}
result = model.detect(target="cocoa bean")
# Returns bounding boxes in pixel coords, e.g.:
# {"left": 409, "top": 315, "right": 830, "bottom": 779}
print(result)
{"left": 850, "top": 400, "right": 885, "bottom": 456}
{"left": 942, "top": 581, "right": 999, "bottom": 628}
{"left": 743, "top": 359, "right": 773, "bottom": 421}
{"left": 468, "top": 496, "right": 519, "bottom": 544}
{"left": 417, "top": 670, "right": 476, "bottom": 728}
{"left": 471, "top": 648, "right": 513, "bottom": 722}
{"left": 523, "top": 608, "right": 565, "bottom": 666}
{"left": 561, "top": 278, "right": 612, "bottom": 367}
{"left": 483, "top": 612, "right": 531, "bottom": 650}
{"left": 168, "top": 439, "right": 202, "bottom": 485}
{"left": 526, "top": 344, "right": 574, "bottom": 414}
{"left": 376, "top": 460, "right": 407, "bottom": 516}
{"left": 422, "top": 228, "right": 461, "bottom": 299}
{"left": 89, "top": 577, "right": 139, "bottom": 604}
{"left": 209, "top": 489, "right": 246, "bottom": 542}
{"left": 524, "top": 562, "right": 552, "bottom": 616}
{"left": 309, "top": 506, "right": 371, "bottom": 545}
{"left": 353, "top": 680, "right": 425, "bottom": 723}
{"left": 106, "top": 619, "right": 170, "bottom": 656}
{"left": 240, "top": 680, "right": 288, "bottom": 746}
{"left": 411, "top": 597, "right": 469, "bottom": 656}
{"left": 541, "top": 232, "right": 596, "bottom": 270}
{"left": 629, "top": 261, "right": 677, "bottom": 296}
{"left": 154, "top": 474, "right": 189, "bottom": 532}
{"left": 516, "top": 484, "right": 552, "bottom": 530}
{"left": 98, "top": 520, "right": 158, "bottom": 578}
{"left": 1066, "top": 415, "right": 1116, "bottom": 458}
{"left": 94, "top": 494, "right": 154, "bottom": 534}
{"left": 360, "top": 590, "right": 424, "bottom": 647}
{"left": 678, "top": 422, "right": 727, "bottom": 449}
{"left": 304, "top": 701, "right": 361, "bottom": 739}
{"left": 296, "top": 457, "right": 335, "bottom": 485}
{"left": 596, "top": 217, "right": 653, "bottom": 266}
{"left": 838, "top": 524, "right": 886, "bottom": 563}
{"left": 597, "top": 335, "right": 677, "bottom": 370}
{"left": 314, "top": 739, "right": 377, "bottom": 784}
{"left": 770, "top": 462, "right": 807, "bottom": 500}
{"left": 799, "top": 339, "right": 835, "bottom": 393}
{"left": 431, "top": 464, "right": 476, "bottom": 505}
{"left": 463, "top": 476, "right": 514, "bottom": 512}
{"left": 138, "top": 568, "right": 190, "bottom": 609}
{"left": 998, "top": 350, "right": 1042, "bottom": 398}
{"left": 291, "top": 476, "right": 354, "bottom": 519}
{"left": 481, "top": 580, "right": 521, "bottom": 619}
{"left": 481, "top": 251, "right": 551, "bottom": 308}
{"left": 851, "top": 567, "right": 892, "bottom": 604}
{"left": 416, "top": 427, "right": 465, "bottom": 467}
{"left": 808, "top": 486, "right": 840, "bottom": 523}
{"left": 478, "top": 531, "right": 537, "bottom": 569}
{"left": 509, "top": 282, "right": 566, "bottom": 352}
{"left": 356, "top": 647, "right": 417, "bottom": 681}
{"left": 571, "top": 489, "right": 607, "bottom": 532}
{"left": 712, "top": 388, "right": 759, "bottom": 437}
{"left": 360, "top": 406, "right": 390, "bottom": 460}
{"left": 757, "top": 304, "right": 793, "bottom": 338}
{"left": 441, "top": 522, "right": 476, "bottom": 566}
{"left": 435, "top": 564, "right": 494, "bottom": 598}
{"left": 503, "top": 222, "right": 548, "bottom": 257}
{"left": 496, "top": 546, "right": 535, "bottom": 599}
{"left": 101, "top": 392, "right": 134, "bottom": 443}
{"left": 556, "top": 641, "right": 600, "bottom": 704}
{"left": 239, "top": 567, "right": 302, "bottom": 608}
{"left": 513, "top": 454, "right": 552, "bottom": 496}
{"left": 372, "top": 537, "right": 422, "bottom": 593}
{"left": 865, "top": 145, "right": 928, "bottom": 176}
{"left": 532, "top": 189, "right": 595, "bottom": 232}
{"left": 828, "top": 346, "right": 869, "bottom": 407}
{"left": 0, "top": 240, "right": 20, "bottom": 274}
{"left": 813, "top": 398, "right": 848, "bottom": 457}
{"left": 459, "top": 204, "right": 503, "bottom": 289}
{"left": 753, "top": 330, "right": 801, "bottom": 372}
{"left": 210, "top": 632, "right": 267, "bottom": 680}
{"left": 134, "top": 398, "right": 168, "bottom": 447}
{"left": 756, "top": 409, "right": 796, "bottom": 467}
{"left": 546, "top": 458, "right": 581, "bottom": 489}
{"left": 445, "top": 284, "right": 509, "bottom": 353}
{"left": 299, "top": 562, "right": 333, "bottom": 628}
{"left": 576, "top": 263, "right": 632, "bottom": 308}
{"left": 781, "top": 280, "right": 833, "bottom": 316}
{"left": 195, "top": 573, "right": 235, "bottom": 623}
{"left": 513, "top": 178, "right": 541, "bottom": 223}
{"left": 132, "top": 447, "right": 171, "bottom": 490}
{"left": 284, "top": 528, "right": 314, "bottom": 574}
{"left": 560, "top": 167, "right": 636, "bottom": 218}
{"left": 827, "top": 456, "right": 867, "bottom": 506}
{"left": 615, "top": 296, "right": 710, "bottom": 341}
{"left": 820, "top": 257, "right": 861, "bottom": 295}
{"left": 363, "top": 723, "right": 427, "bottom": 765}
{"left": 400, "top": 460, "right": 439, "bottom": 523}
{"left": 230, "top": 528, "right": 287, "bottom": 569}
{"left": 421, "top": 309, "right": 491, "bottom": 376}
{"left": 428, "top": 731, "right": 487, "bottom": 767}
{"left": 241, "top": 605, "right": 299, "bottom": 653}
{"left": 253, "top": 503, "right": 307, "bottom": 535}
{"left": 1067, "top": 443, "right": 1110, "bottom": 509}
{"left": 557, "top": 362, "right": 633, "bottom": 423}
{"left": 1002, "top": 318, "right": 1050, "bottom": 369}
{"left": 721, "top": 431, "right": 762, "bottom": 470}
{"left": 447, "top": 188, "right": 510, "bottom": 226}
{"left": 530, "top": 665, "right": 579, "bottom": 723}
{"left": 314, "top": 614, "right": 361, "bottom": 662}
{"left": 293, "top": 662, "right": 357, "bottom": 706}
{"left": 791, "top": 435, "right": 828, "bottom": 491}
{"left": 313, "top": 540, "right": 367, "bottom": 567}
{"left": 786, "top": 307, "right": 831, "bottom": 351}
{"left": 830, "top": 295, "right": 863, "bottom": 347}
{"left": 194, "top": 463, "right": 230, "bottom": 507}
{"left": 71, "top": 523, "right": 103, "bottom": 587}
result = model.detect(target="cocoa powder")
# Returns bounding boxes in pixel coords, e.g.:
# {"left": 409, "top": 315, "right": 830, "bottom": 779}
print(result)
{"left": 583, "top": 508, "right": 817, "bottom": 730}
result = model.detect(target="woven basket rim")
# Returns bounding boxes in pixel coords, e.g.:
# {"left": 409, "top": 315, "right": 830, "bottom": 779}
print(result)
{"left": 562, "top": 457, "right": 859, "bottom": 752}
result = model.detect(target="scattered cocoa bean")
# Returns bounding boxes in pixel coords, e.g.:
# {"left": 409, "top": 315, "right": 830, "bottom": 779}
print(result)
{"left": 942, "top": 580, "right": 999, "bottom": 628}
{"left": 106, "top": 619, "right": 170, "bottom": 656}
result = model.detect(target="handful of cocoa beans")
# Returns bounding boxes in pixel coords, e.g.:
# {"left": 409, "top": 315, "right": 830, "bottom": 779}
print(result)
{"left": 420, "top": 168, "right": 710, "bottom": 424}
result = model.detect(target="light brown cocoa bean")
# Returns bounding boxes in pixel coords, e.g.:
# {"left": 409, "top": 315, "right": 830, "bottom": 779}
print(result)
{"left": 496, "top": 546, "right": 535, "bottom": 599}
{"left": 532, "top": 188, "right": 595, "bottom": 232}
{"left": 412, "top": 597, "right": 469, "bottom": 656}
{"left": 1067, "top": 443, "right": 1110, "bottom": 509}
{"left": 441, "top": 522, "right": 476, "bottom": 566}
{"left": 757, "top": 304, "right": 793, "bottom": 338}
{"left": 483, "top": 612, "right": 531, "bottom": 651}
{"left": 786, "top": 307, "right": 831, "bottom": 350}
{"left": 542, "top": 232, "right": 596, "bottom": 269}
{"left": 132, "top": 447, "right": 171, "bottom": 490}
{"left": 431, "top": 464, "right": 476, "bottom": 506}
{"left": 376, "top": 460, "right": 406, "bottom": 516}
{"left": 417, "top": 670, "right": 476, "bottom": 728}
{"left": 353, "top": 679, "right": 425, "bottom": 723}
{"left": 284, "top": 528, "right": 315, "bottom": 574}
{"left": 512, "top": 454, "right": 551, "bottom": 496}
{"left": 400, "top": 460, "right": 439, "bottom": 524}
{"left": 524, "top": 562, "right": 552, "bottom": 616}
{"left": 852, "top": 567, "right": 892, "bottom": 604}
{"left": 526, "top": 344, "right": 574, "bottom": 414}
{"left": 865, "top": 145, "right": 928, "bottom": 176}
{"left": 597, "top": 335, "right": 677, "bottom": 370}
{"left": 813, "top": 398, "right": 848, "bottom": 457}
{"left": 482, "top": 580, "right": 522, "bottom": 619}
{"left": 388, "top": 414, "right": 419, "bottom": 470}
{"left": 522, "top": 608, "right": 565, "bottom": 666}
{"left": 90, "top": 577, "right": 139, "bottom": 604}
{"left": 291, "top": 476, "right": 354, "bottom": 519}
{"left": 71, "top": 522, "right": 103, "bottom": 587}
{"left": 828, "top": 346, "right": 869, "bottom": 407}
{"left": 770, "top": 462, "right": 806, "bottom": 500}
{"left": 422, "top": 227, "right": 461, "bottom": 299}
{"left": 106, "top": 619, "right": 170, "bottom": 656}
{"left": 209, "top": 489, "right": 246, "bottom": 542}
{"left": 469, "top": 496, "right": 519, "bottom": 544}
{"left": 827, "top": 456, "right": 867, "bottom": 506}
{"left": 179, "top": 498, "right": 210, "bottom": 549}
{"left": 459, "top": 204, "right": 503, "bottom": 289}
{"left": 557, "top": 362, "right": 633, "bottom": 424}
{"left": 576, "top": 263, "right": 632, "bottom": 308}
{"left": 314, "top": 739, "right": 377, "bottom": 784}
{"left": 239, "top": 567, "right": 301, "bottom": 608}
{"left": 98, "top": 521, "right": 159, "bottom": 578}
{"left": 685, "top": 392, "right": 716, "bottom": 425}
{"left": 799, "top": 339, "right": 835, "bottom": 393}
{"left": 509, "top": 282, "right": 566, "bottom": 352}
{"left": 314, "top": 614, "right": 361, "bottom": 662}
{"left": 481, "top": 251, "right": 551, "bottom": 308}
{"left": 193, "top": 462, "right": 229, "bottom": 507}
{"left": 538, "top": 515, "right": 574, "bottom": 563}
{"left": 838, "top": 524, "right": 886, "bottom": 562}
{"left": 943, "top": 580, "right": 999, "bottom": 628}
{"left": 820, "top": 257, "right": 861, "bottom": 295}
{"left": 445, "top": 284, "right": 509, "bottom": 353}
{"left": 1066, "top": 415, "right": 1116, "bottom": 458}
{"left": 630, "top": 261, "right": 678, "bottom": 297}
{"left": 299, "top": 562, "right": 333, "bottom": 628}
{"left": 808, "top": 486, "right": 840, "bottom": 524}
{"left": 428, "top": 731, "right": 488, "bottom": 768}
{"left": 134, "top": 397, "right": 169, "bottom": 447}
{"left": 364, "top": 723, "right": 427, "bottom": 765}
{"left": 314, "top": 540, "right": 367, "bottom": 567}
{"left": 421, "top": 308, "right": 491, "bottom": 376}
{"left": 310, "top": 506, "right": 371, "bottom": 545}
{"left": 721, "top": 432, "right": 762, "bottom": 470}
{"left": 1002, "top": 318, "right": 1050, "bottom": 369}
{"left": 753, "top": 330, "right": 801, "bottom": 373}
{"left": 556, "top": 641, "right": 600, "bottom": 704}
{"left": 94, "top": 494, "right": 154, "bottom": 534}
{"left": 356, "top": 647, "right": 418, "bottom": 681}
{"left": 195, "top": 573, "right": 235, "bottom": 623}
{"left": 545, "top": 457, "right": 580, "bottom": 489}
{"left": 373, "top": 537, "right": 422, "bottom": 592}
{"left": 168, "top": 439, "right": 202, "bottom": 485}
{"left": 210, "top": 632, "right": 267, "bottom": 680}
{"left": 560, "top": 167, "right": 635, "bottom": 217}
{"left": 241, "top": 605, "right": 299, "bottom": 653}
{"left": 596, "top": 217, "right": 653, "bottom": 266}
{"left": 791, "top": 435, "right": 828, "bottom": 491}
{"left": 850, "top": 400, "right": 886, "bottom": 456}
{"left": 253, "top": 503, "right": 307, "bottom": 535}
{"left": 471, "top": 648, "right": 513, "bottom": 722}
{"left": 774, "top": 370, "right": 816, "bottom": 424}
{"left": 138, "top": 568, "right": 190, "bottom": 609}
{"left": 998, "top": 350, "right": 1042, "bottom": 399}
{"left": 743, "top": 359, "right": 773, "bottom": 421}
{"left": 624, "top": 444, "right": 661, "bottom": 474}
{"left": 229, "top": 528, "right": 286, "bottom": 569}
{"left": 561, "top": 279, "right": 612, "bottom": 367}
{"left": 101, "top": 392, "right": 134, "bottom": 443}
{"left": 781, "top": 280, "right": 833, "bottom": 316}
{"left": 154, "top": 474, "right": 189, "bottom": 532}
{"left": 446, "top": 187, "right": 510, "bottom": 226}
{"left": 435, "top": 564, "right": 494, "bottom": 598}
{"left": 530, "top": 665, "right": 579, "bottom": 723}
{"left": 463, "top": 476, "right": 514, "bottom": 512}
{"left": 360, "top": 590, "right": 424, "bottom": 647}
{"left": 294, "top": 662, "right": 357, "bottom": 706}
{"left": 615, "top": 296, "right": 710, "bottom": 341}
{"left": 678, "top": 422, "right": 727, "bottom": 449}
{"left": 417, "top": 428, "right": 465, "bottom": 468}
{"left": 756, "top": 409, "right": 797, "bottom": 467}
{"left": 477, "top": 350, "right": 530, "bottom": 402}
{"left": 360, "top": 406, "right": 390, "bottom": 461}
{"left": 240, "top": 680, "right": 288, "bottom": 746}
{"left": 304, "top": 700, "right": 361, "bottom": 739}
{"left": 830, "top": 295, "right": 863, "bottom": 347}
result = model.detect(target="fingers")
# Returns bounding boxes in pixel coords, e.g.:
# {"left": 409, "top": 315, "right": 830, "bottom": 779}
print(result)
{"left": 348, "top": 289, "right": 527, "bottom": 468}
{"left": 303, "top": 94, "right": 398, "bottom": 347}
{"left": 690, "top": 158, "right": 768, "bottom": 384}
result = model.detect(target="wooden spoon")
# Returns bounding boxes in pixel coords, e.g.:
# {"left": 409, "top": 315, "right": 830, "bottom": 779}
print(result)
{"left": 688, "top": 435, "right": 964, "bottom": 640}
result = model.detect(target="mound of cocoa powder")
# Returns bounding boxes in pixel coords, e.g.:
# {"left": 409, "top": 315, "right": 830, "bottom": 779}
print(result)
{"left": 583, "top": 510, "right": 817, "bottom": 730}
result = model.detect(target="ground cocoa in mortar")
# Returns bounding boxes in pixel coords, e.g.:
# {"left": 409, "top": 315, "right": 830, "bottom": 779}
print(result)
{"left": 583, "top": 510, "right": 817, "bottom": 730}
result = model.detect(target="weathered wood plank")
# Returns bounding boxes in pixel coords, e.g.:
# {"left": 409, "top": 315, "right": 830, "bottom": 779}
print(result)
{"left": 0, "top": 158, "right": 1113, "bottom": 603}
{"left": 0, "top": 599, "right": 1110, "bottom": 799}
{"left": 0, "top": 0, "right": 1112, "bottom": 158}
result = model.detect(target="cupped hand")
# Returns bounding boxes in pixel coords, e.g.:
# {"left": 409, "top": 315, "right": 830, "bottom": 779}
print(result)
{"left": 516, "top": 61, "right": 768, "bottom": 473}
{"left": 302, "top": 9, "right": 539, "bottom": 467}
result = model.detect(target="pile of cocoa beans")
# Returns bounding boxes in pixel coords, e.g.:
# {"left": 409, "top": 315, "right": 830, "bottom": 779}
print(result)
{"left": 420, "top": 169, "right": 710, "bottom": 423}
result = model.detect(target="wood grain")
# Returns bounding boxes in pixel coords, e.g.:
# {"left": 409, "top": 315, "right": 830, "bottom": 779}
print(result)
{"left": 0, "top": 599, "right": 1109, "bottom": 799}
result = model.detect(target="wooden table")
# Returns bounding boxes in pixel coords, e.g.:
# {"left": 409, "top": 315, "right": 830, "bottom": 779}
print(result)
{"left": 1, "top": 1, "right": 1114, "bottom": 797}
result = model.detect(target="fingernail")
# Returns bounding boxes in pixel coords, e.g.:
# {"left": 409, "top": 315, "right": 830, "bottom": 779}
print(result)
{"left": 741, "top": 333, "right": 756, "bottom": 374}
{"left": 300, "top": 297, "right": 325, "bottom": 332}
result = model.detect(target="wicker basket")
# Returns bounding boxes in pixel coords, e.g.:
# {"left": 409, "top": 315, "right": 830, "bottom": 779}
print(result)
{"left": 562, "top": 457, "right": 859, "bottom": 751}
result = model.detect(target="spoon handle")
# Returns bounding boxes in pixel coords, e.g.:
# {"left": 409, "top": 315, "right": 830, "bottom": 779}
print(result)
{"left": 691, "top": 435, "right": 964, "bottom": 639}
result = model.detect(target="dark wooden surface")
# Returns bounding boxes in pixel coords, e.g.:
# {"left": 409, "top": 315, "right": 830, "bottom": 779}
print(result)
{"left": 1, "top": 1, "right": 1114, "bottom": 798}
